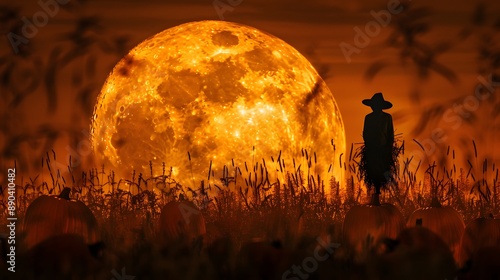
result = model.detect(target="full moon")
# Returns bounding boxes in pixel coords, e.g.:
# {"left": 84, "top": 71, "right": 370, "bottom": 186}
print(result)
{"left": 91, "top": 20, "right": 345, "bottom": 191}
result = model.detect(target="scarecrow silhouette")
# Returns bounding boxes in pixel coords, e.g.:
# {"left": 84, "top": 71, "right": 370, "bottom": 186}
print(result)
{"left": 360, "top": 92, "right": 396, "bottom": 194}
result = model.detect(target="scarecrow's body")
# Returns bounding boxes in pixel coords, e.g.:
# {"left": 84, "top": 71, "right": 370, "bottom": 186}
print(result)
{"left": 360, "top": 93, "right": 396, "bottom": 194}
{"left": 363, "top": 111, "right": 394, "bottom": 193}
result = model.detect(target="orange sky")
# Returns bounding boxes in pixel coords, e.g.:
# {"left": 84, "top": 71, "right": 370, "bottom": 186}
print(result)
{"left": 1, "top": 0, "right": 499, "bottom": 182}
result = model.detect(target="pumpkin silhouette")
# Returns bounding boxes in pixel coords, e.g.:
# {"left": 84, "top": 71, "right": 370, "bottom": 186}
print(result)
{"left": 21, "top": 234, "right": 103, "bottom": 279}
{"left": 458, "top": 214, "right": 500, "bottom": 268}
{"left": 406, "top": 196, "right": 465, "bottom": 263}
{"left": 22, "top": 187, "right": 99, "bottom": 249}
{"left": 460, "top": 246, "right": 500, "bottom": 279}
{"left": 157, "top": 199, "right": 206, "bottom": 249}
{"left": 343, "top": 193, "right": 404, "bottom": 261}
{"left": 236, "top": 238, "right": 289, "bottom": 280}
{"left": 373, "top": 226, "right": 457, "bottom": 280}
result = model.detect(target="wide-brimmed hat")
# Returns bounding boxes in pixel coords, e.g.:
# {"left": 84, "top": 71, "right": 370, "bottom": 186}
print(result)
{"left": 362, "top": 92, "right": 392, "bottom": 109}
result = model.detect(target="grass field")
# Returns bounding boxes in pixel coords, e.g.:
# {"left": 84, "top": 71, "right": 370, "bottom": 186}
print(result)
{"left": 0, "top": 142, "right": 498, "bottom": 279}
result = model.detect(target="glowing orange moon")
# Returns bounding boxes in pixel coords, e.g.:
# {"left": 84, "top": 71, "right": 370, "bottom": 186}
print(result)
{"left": 91, "top": 20, "right": 345, "bottom": 190}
